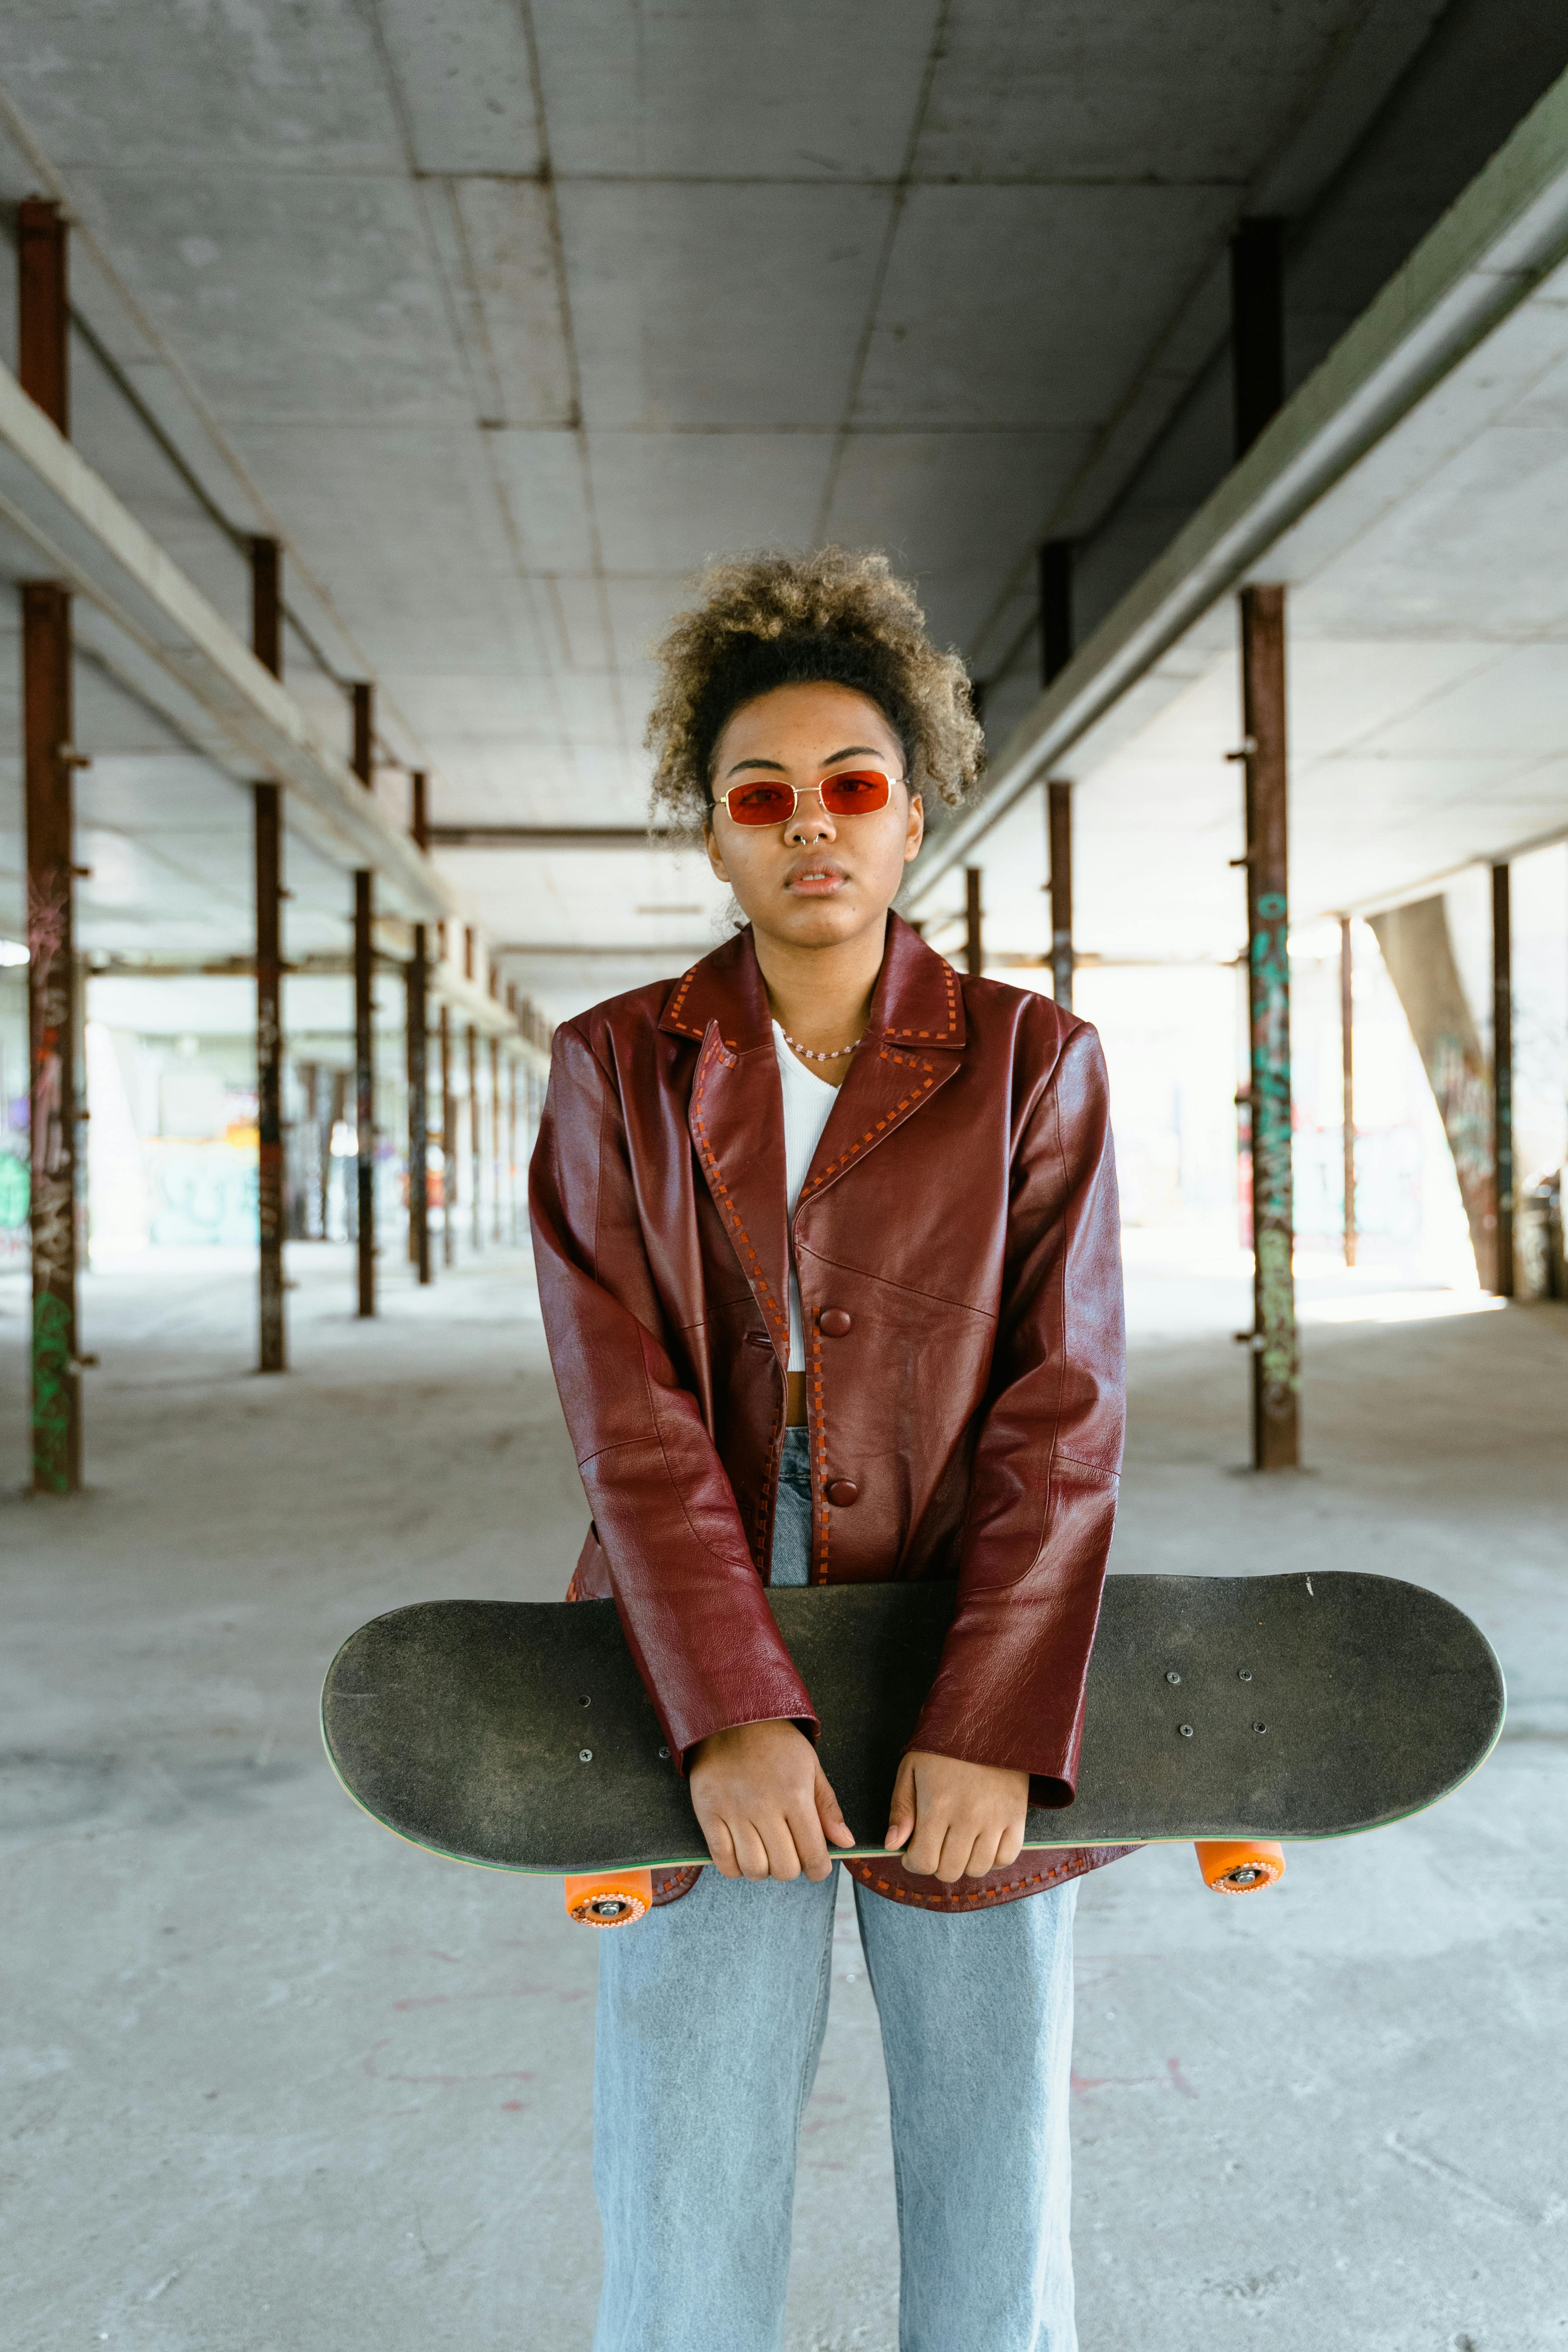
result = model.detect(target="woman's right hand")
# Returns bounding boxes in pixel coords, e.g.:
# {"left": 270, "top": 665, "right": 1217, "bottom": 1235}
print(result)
{"left": 688, "top": 1719, "right": 854, "bottom": 1881}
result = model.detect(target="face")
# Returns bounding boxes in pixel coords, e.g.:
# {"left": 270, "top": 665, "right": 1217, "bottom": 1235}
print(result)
{"left": 704, "top": 682, "right": 924, "bottom": 949}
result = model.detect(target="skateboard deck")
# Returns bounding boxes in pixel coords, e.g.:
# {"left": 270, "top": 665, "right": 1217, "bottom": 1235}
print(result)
{"left": 321, "top": 1572, "right": 1504, "bottom": 1875}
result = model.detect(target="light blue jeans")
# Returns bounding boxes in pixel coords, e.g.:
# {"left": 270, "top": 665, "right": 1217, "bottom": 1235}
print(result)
{"left": 592, "top": 1429, "right": 1077, "bottom": 2352}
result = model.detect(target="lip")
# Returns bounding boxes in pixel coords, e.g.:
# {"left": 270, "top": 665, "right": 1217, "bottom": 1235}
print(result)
{"left": 785, "top": 860, "right": 849, "bottom": 895}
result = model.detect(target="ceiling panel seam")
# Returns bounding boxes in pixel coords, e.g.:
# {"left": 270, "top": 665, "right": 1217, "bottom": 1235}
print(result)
{"left": 518, "top": 0, "right": 629, "bottom": 770}
{"left": 811, "top": 0, "right": 954, "bottom": 549}
{"left": 0, "top": 70, "right": 435, "bottom": 783}
{"left": 360, "top": 5, "right": 580, "bottom": 786}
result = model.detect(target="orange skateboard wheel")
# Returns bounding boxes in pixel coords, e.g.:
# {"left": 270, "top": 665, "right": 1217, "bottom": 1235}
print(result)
{"left": 1195, "top": 1839, "right": 1285, "bottom": 1894}
{"left": 564, "top": 1869, "right": 654, "bottom": 1927}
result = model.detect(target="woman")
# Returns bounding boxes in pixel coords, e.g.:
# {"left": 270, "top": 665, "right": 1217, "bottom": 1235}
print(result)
{"left": 530, "top": 549, "right": 1126, "bottom": 2352}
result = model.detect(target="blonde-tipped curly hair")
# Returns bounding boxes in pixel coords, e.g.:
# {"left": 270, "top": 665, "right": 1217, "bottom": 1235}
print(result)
{"left": 645, "top": 548, "right": 984, "bottom": 831}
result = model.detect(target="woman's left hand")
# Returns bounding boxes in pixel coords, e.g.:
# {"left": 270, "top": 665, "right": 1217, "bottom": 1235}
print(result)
{"left": 884, "top": 1750, "right": 1030, "bottom": 1881}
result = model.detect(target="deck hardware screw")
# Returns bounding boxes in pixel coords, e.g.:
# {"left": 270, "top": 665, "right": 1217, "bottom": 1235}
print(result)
{"left": 578, "top": 1749, "right": 593, "bottom": 1763}
{"left": 1254, "top": 1723, "right": 1267, "bottom": 1735}
{"left": 1166, "top": 1670, "right": 1181, "bottom": 1684}
{"left": 579, "top": 1695, "right": 592, "bottom": 1707}
{"left": 658, "top": 1746, "right": 670, "bottom": 1760}
{"left": 1178, "top": 1724, "right": 1194, "bottom": 1738}
{"left": 1238, "top": 1669, "right": 1252, "bottom": 1682}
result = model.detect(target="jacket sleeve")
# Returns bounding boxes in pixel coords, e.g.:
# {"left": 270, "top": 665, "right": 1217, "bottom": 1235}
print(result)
{"left": 908, "top": 1019, "right": 1125, "bottom": 1804}
{"left": 528, "top": 1017, "right": 818, "bottom": 1768}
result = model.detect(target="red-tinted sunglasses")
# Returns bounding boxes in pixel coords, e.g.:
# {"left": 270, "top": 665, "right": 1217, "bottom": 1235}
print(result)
{"left": 715, "top": 768, "right": 898, "bottom": 828}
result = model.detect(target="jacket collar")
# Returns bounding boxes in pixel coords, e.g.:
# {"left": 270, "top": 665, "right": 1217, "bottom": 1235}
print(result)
{"left": 658, "top": 913, "right": 968, "bottom": 1055}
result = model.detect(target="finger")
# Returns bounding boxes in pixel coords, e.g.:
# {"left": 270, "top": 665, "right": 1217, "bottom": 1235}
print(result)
{"left": 704, "top": 1815, "right": 741, "bottom": 1880}
{"left": 996, "top": 1819, "right": 1026, "bottom": 1870}
{"left": 884, "top": 1757, "right": 917, "bottom": 1852}
{"left": 964, "top": 1827, "right": 1002, "bottom": 1880}
{"left": 815, "top": 1768, "right": 855, "bottom": 1850}
{"left": 759, "top": 1818, "right": 804, "bottom": 1883}
{"left": 935, "top": 1822, "right": 980, "bottom": 1884}
{"left": 790, "top": 1802, "right": 833, "bottom": 1884}
{"left": 731, "top": 1820, "right": 773, "bottom": 1882}
{"left": 901, "top": 1811, "right": 946, "bottom": 1879}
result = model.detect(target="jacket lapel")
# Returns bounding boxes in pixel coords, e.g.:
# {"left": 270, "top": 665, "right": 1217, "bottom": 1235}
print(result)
{"left": 664, "top": 933, "right": 791, "bottom": 1354}
{"left": 797, "top": 915, "right": 967, "bottom": 1207}
{"left": 660, "top": 915, "right": 969, "bottom": 1310}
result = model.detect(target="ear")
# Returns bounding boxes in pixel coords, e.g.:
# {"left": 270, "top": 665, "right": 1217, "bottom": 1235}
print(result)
{"left": 704, "top": 820, "right": 729, "bottom": 886}
{"left": 903, "top": 791, "right": 925, "bottom": 863}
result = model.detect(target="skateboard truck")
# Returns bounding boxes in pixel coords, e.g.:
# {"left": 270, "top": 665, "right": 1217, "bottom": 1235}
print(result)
{"left": 1195, "top": 1839, "right": 1285, "bottom": 1893}
{"left": 565, "top": 1869, "right": 655, "bottom": 1926}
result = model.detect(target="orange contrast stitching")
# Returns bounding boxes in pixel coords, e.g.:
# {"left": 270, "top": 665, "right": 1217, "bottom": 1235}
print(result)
{"left": 663, "top": 966, "right": 702, "bottom": 1036}
{"left": 886, "top": 959, "right": 959, "bottom": 1042}
{"left": 797, "top": 1057, "right": 937, "bottom": 1197}
{"left": 850, "top": 1852, "right": 1088, "bottom": 1909}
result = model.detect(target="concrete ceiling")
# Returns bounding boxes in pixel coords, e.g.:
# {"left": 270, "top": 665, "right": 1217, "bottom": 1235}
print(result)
{"left": 912, "top": 65, "right": 1568, "bottom": 972}
{"left": 0, "top": 2, "right": 1563, "bottom": 1018}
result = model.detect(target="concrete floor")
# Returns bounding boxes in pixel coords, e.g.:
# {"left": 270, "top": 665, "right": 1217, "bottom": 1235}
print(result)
{"left": 1, "top": 1243, "right": 1565, "bottom": 2351}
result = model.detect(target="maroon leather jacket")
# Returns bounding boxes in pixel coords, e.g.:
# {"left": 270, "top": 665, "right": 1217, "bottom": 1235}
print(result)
{"left": 529, "top": 915, "right": 1132, "bottom": 1911}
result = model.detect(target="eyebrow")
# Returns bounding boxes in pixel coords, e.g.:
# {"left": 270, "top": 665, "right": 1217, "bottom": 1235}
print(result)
{"left": 724, "top": 745, "right": 886, "bottom": 776}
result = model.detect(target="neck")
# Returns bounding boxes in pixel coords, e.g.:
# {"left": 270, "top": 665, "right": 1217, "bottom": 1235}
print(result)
{"left": 752, "top": 913, "right": 890, "bottom": 1051}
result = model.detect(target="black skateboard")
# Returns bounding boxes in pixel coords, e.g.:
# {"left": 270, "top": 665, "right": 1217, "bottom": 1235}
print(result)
{"left": 322, "top": 1572, "right": 1503, "bottom": 1919}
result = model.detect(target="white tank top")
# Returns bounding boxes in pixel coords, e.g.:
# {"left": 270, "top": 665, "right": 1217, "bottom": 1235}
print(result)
{"left": 772, "top": 1022, "right": 838, "bottom": 1372}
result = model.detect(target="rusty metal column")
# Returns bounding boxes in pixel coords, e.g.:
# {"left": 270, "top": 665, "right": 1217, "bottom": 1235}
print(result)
{"left": 1492, "top": 862, "right": 1514, "bottom": 1299}
{"left": 1038, "top": 541, "right": 1072, "bottom": 688}
{"left": 1340, "top": 916, "right": 1356, "bottom": 1269}
{"left": 467, "top": 1022, "right": 482, "bottom": 1252}
{"left": 1046, "top": 783, "right": 1073, "bottom": 1010}
{"left": 351, "top": 682, "right": 375, "bottom": 1316}
{"left": 1240, "top": 584, "right": 1298, "bottom": 1469}
{"left": 252, "top": 537, "right": 286, "bottom": 1370}
{"left": 964, "top": 868, "right": 983, "bottom": 978}
{"left": 489, "top": 1033, "right": 502, "bottom": 1243}
{"left": 508, "top": 1048, "right": 520, "bottom": 1244}
{"left": 20, "top": 198, "right": 81, "bottom": 1493}
{"left": 24, "top": 587, "right": 79, "bottom": 1494}
{"left": 406, "top": 773, "right": 431, "bottom": 1285}
{"left": 1231, "top": 219, "right": 1285, "bottom": 457}
{"left": 440, "top": 994, "right": 456, "bottom": 1269}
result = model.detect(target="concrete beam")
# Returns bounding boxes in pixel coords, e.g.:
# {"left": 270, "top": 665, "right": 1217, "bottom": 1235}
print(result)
{"left": 0, "top": 358, "right": 457, "bottom": 926}
{"left": 910, "top": 60, "right": 1568, "bottom": 907}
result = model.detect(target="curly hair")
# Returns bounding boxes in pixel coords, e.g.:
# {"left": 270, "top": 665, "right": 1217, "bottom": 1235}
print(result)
{"left": 645, "top": 548, "right": 984, "bottom": 831}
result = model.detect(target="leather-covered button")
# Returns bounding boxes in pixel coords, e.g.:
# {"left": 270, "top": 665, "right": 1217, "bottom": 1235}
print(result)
{"left": 826, "top": 1478, "right": 859, "bottom": 1507}
{"left": 819, "top": 1308, "right": 852, "bottom": 1337}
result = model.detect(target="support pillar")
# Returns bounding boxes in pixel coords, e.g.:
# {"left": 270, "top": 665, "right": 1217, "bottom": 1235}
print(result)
{"left": 351, "top": 681, "right": 374, "bottom": 1317}
{"left": 508, "top": 1049, "right": 520, "bottom": 1245}
{"left": 1239, "top": 584, "right": 1298, "bottom": 1469}
{"left": 1340, "top": 916, "right": 1356, "bottom": 1270}
{"left": 407, "top": 773, "right": 431, "bottom": 1285}
{"left": 440, "top": 1000, "right": 456, "bottom": 1268}
{"left": 467, "top": 1022, "right": 482, "bottom": 1252}
{"left": 490, "top": 1033, "right": 502, "bottom": 1244}
{"left": 1492, "top": 862, "right": 1514, "bottom": 1299}
{"left": 964, "top": 867, "right": 983, "bottom": 980}
{"left": 252, "top": 536, "right": 285, "bottom": 1370}
{"left": 1046, "top": 782, "right": 1073, "bottom": 1011}
{"left": 25, "top": 583, "right": 80, "bottom": 1494}
{"left": 1038, "top": 541, "right": 1072, "bottom": 688}
{"left": 1230, "top": 219, "right": 1285, "bottom": 459}
{"left": 20, "top": 199, "right": 80, "bottom": 1492}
